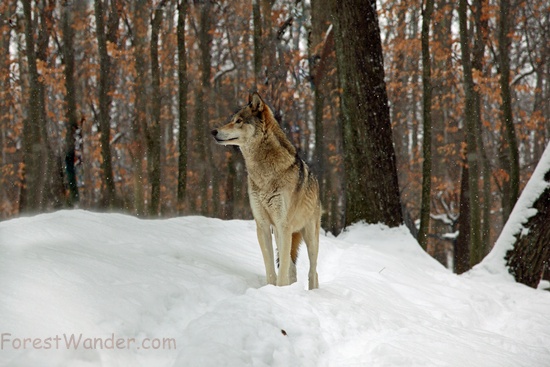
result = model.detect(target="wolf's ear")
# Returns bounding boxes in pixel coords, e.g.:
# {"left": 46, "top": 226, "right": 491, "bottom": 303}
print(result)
{"left": 249, "top": 92, "right": 264, "bottom": 113}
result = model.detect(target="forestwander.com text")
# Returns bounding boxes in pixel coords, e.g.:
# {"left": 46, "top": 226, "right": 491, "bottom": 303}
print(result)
{"left": 1, "top": 333, "right": 176, "bottom": 351}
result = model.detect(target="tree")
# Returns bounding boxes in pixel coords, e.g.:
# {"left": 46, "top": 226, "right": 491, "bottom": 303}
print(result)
{"left": 458, "top": 0, "right": 482, "bottom": 266}
{"left": 472, "top": 0, "right": 491, "bottom": 257}
{"left": 455, "top": 162, "right": 471, "bottom": 273}
{"left": 331, "top": 0, "right": 403, "bottom": 227}
{"left": 131, "top": 0, "right": 148, "bottom": 216}
{"left": 94, "top": 0, "right": 117, "bottom": 208}
{"left": 61, "top": 0, "right": 80, "bottom": 207}
{"left": 417, "top": 0, "right": 435, "bottom": 249}
{"left": 193, "top": 0, "right": 218, "bottom": 215}
{"left": 309, "top": 0, "right": 333, "bottom": 224}
{"left": 482, "top": 144, "right": 550, "bottom": 288}
{"left": 505, "top": 161, "right": 550, "bottom": 288}
{"left": 0, "top": 1, "right": 14, "bottom": 213}
{"left": 252, "top": 0, "right": 262, "bottom": 83}
{"left": 20, "top": 0, "right": 48, "bottom": 212}
{"left": 176, "top": 0, "right": 188, "bottom": 214}
{"left": 497, "top": 0, "right": 520, "bottom": 223}
{"left": 148, "top": 0, "right": 168, "bottom": 216}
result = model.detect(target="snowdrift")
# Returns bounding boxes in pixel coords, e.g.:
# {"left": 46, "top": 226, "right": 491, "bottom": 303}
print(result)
{"left": 1, "top": 210, "right": 549, "bottom": 366}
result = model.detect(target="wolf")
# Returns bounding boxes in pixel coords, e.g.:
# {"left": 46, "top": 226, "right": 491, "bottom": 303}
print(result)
{"left": 211, "top": 92, "right": 321, "bottom": 290}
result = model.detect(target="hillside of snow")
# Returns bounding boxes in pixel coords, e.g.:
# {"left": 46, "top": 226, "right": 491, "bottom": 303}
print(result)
{"left": 1, "top": 210, "right": 549, "bottom": 366}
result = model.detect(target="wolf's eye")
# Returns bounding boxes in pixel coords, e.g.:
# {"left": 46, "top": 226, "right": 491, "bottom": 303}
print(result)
{"left": 235, "top": 118, "right": 243, "bottom": 125}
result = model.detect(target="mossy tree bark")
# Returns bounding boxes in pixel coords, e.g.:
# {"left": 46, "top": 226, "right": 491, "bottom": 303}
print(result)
{"left": 331, "top": 0, "right": 403, "bottom": 227}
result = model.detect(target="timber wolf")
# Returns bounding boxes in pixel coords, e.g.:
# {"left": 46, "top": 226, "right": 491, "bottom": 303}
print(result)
{"left": 211, "top": 92, "right": 321, "bottom": 290}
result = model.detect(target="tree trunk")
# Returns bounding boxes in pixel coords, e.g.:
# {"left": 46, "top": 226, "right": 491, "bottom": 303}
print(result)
{"left": 455, "top": 163, "right": 470, "bottom": 273}
{"left": 498, "top": 0, "right": 520, "bottom": 223}
{"left": 502, "top": 145, "right": 550, "bottom": 288}
{"left": 94, "top": 0, "right": 116, "bottom": 208}
{"left": 252, "top": 0, "right": 262, "bottom": 83}
{"left": 37, "top": 1, "right": 62, "bottom": 209}
{"left": 0, "top": 1, "right": 14, "bottom": 209}
{"left": 505, "top": 171, "right": 550, "bottom": 288}
{"left": 21, "top": 0, "right": 47, "bottom": 212}
{"left": 261, "top": 0, "right": 275, "bottom": 90}
{"left": 195, "top": 0, "right": 218, "bottom": 216}
{"left": 177, "top": 0, "right": 188, "bottom": 215}
{"left": 310, "top": 0, "right": 332, "bottom": 226}
{"left": 331, "top": 0, "right": 403, "bottom": 227}
{"left": 418, "top": 0, "right": 435, "bottom": 249}
{"left": 131, "top": 0, "right": 148, "bottom": 216}
{"left": 471, "top": 0, "right": 491, "bottom": 255}
{"left": 148, "top": 0, "right": 167, "bottom": 216}
{"left": 458, "top": 0, "right": 482, "bottom": 267}
{"left": 61, "top": 0, "right": 80, "bottom": 207}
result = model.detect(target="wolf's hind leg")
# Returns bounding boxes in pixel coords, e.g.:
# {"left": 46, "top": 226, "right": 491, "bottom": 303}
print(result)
{"left": 302, "top": 219, "right": 319, "bottom": 290}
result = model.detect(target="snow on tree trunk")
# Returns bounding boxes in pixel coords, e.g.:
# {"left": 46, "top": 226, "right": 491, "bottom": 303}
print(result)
{"left": 476, "top": 143, "right": 550, "bottom": 287}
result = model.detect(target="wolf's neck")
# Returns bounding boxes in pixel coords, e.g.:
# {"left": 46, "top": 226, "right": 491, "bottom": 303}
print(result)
{"left": 240, "top": 126, "right": 296, "bottom": 186}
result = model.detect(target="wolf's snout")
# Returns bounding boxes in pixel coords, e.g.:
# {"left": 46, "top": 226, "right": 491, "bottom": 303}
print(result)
{"left": 211, "top": 129, "right": 218, "bottom": 137}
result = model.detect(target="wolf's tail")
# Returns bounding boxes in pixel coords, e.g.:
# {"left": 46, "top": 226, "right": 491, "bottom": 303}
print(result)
{"left": 291, "top": 232, "right": 302, "bottom": 264}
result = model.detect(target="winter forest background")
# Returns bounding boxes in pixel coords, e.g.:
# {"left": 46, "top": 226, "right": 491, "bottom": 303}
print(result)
{"left": 0, "top": 0, "right": 548, "bottom": 274}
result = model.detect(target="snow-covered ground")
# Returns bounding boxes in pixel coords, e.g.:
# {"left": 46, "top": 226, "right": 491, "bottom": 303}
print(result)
{"left": 1, "top": 210, "right": 549, "bottom": 367}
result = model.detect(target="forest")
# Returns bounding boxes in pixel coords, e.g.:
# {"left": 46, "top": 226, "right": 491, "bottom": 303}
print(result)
{"left": 0, "top": 0, "right": 548, "bottom": 274}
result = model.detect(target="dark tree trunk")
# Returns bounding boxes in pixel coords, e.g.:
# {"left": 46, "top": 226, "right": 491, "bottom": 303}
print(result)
{"left": 310, "top": 0, "right": 332, "bottom": 226}
{"left": 37, "top": 0, "right": 62, "bottom": 209}
{"left": 131, "top": 0, "right": 148, "bottom": 216}
{"left": 498, "top": 0, "right": 520, "bottom": 223}
{"left": 331, "top": 0, "right": 403, "bottom": 227}
{"left": 61, "top": 0, "right": 80, "bottom": 207}
{"left": 177, "top": 0, "right": 188, "bottom": 215}
{"left": 455, "top": 163, "right": 470, "bottom": 274}
{"left": 1, "top": 1, "right": 15, "bottom": 208}
{"left": 252, "top": 0, "right": 262, "bottom": 83}
{"left": 505, "top": 149, "right": 550, "bottom": 288}
{"left": 148, "top": 0, "right": 167, "bottom": 216}
{"left": 21, "top": 0, "right": 47, "bottom": 212}
{"left": 418, "top": 0, "right": 435, "bottom": 249}
{"left": 458, "top": 0, "right": 482, "bottom": 267}
{"left": 94, "top": 0, "right": 116, "bottom": 208}
{"left": 195, "top": 0, "right": 218, "bottom": 216}
{"left": 471, "top": 0, "right": 491, "bottom": 255}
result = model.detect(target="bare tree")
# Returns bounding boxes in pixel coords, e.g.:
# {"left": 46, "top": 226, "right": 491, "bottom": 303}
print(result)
{"left": 61, "top": 0, "right": 80, "bottom": 206}
{"left": 418, "top": 0, "right": 435, "bottom": 249}
{"left": 177, "top": 0, "right": 188, "bottom": 214}
{"left": 94, "top": 0, "right": 117, "bottom": 207}
{"left": 498, "top": 0, "right": 520, "bottom": 223}
{"left": 131, "top": 0, "right": 148, "bottom": 216}
{"left": 20, "top": 0, "right": 47, "bottom": 212}
{"left": 458, "top": 0, "right": 482, "bottom": 266}
{"left": 148, "top": 0, "right": 168, "bottom": 216}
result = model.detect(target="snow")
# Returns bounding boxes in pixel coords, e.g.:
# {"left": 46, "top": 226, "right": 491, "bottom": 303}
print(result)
{"left": 473, "top": 143, "right": 550, "bottom": 279}
{"left": 1, "top": 210, "right": 550, "bottom": 367}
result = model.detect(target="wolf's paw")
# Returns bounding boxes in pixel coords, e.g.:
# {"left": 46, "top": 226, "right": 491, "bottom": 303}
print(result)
{"left": 276, "top": 276, "right": 291, "bottom": 287}
{"left": 266, "top": 272, "right": 277, "bottom": 286}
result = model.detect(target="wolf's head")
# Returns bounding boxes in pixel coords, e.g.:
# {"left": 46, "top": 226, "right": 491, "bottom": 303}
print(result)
{"left": 211, "top": 92, "right": 273, "bottom": 147}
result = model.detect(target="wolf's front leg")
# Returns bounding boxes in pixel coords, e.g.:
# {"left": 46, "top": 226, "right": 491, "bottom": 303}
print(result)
{"left": 274, "top": 227, "right": 292, "bottom": 286}
{"left": 256, "top": 220, "right": 277, "bottom": 285}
